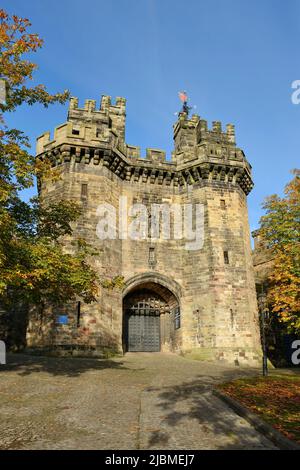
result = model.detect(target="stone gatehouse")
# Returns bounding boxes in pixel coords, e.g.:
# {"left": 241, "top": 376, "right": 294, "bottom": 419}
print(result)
{"left": 27, "top": 94, "right": 262, "bottom": 366}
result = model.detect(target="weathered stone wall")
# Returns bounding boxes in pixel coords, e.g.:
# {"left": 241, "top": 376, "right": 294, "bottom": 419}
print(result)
{"left": 27, "top": 94, "right": 262, "bottom": 365}
{"left": 252, "top": 230, "right": 275, "bottom": 286}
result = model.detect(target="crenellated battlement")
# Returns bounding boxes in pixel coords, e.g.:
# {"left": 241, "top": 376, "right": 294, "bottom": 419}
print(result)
{"left": 36, "top": 94, "right": 253, "bottom": 194}
{"left": 173, "top": 112, "right": 236, "bottom": 155}
{"left": 68, "top": 95, "right": 126, "bottom": 114}
{"left": 67, "top": 94, "right": 127, "bottom": 141}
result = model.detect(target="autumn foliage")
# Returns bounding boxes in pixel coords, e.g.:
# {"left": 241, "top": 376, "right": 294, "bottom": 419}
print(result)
{"left": 0, "top": 10, "right": 99, "bottom": 310}
{"left": 219, "top": 375, "right": 300, "bottom": 443}
{"left": 259, "top": 170, "right": 300, "bottom": 333}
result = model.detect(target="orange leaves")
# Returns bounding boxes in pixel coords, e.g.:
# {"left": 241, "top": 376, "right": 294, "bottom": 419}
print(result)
{"left": 0, "top": 10, "right": 8, "bottom": 20}
{"left": 258, "top": 170, "right": 300, "bottom": 333}
{"left": 0, "top": 9, "right": 69, "bottom": 200}
{"left": 0, "top": 9, "right": 43, "bottom": 90}
{"left": 219, "top": 376, "right": 300, "bottom": 443}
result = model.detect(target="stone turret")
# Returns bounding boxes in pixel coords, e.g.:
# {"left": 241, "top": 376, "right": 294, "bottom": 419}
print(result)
{"left": 173, "top": 113, "right": 236, "bottom": 155}
{"left": 67, "top": 94, "right": 127, "bottom": 142}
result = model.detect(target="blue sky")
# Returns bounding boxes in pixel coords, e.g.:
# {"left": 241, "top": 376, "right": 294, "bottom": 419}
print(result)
{"left": 3, "top": 0, "right": 300, "bottom": 233}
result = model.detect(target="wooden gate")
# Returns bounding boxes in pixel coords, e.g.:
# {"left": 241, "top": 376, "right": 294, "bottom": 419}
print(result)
{"left": 125, "top": 304, "right": 160, "bottom": 352}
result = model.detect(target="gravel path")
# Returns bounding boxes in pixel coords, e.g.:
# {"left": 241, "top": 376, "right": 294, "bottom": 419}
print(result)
{"left": 0, "top": 352, "right": 277, "bottom": 450}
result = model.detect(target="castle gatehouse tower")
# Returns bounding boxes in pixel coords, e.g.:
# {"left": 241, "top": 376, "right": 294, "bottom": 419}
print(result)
{"left": 27, "top": 94, "right": 262, "bottom": 366}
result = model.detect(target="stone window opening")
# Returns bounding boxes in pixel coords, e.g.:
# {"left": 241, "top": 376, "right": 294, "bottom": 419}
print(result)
{"left": 174, "top": 306, "right": 181, "bottom": 329}
{"left": 220, "top": 199, "right": 226, "bottom": 209}
{"left": 81, "top": 183, "right": 88, "bottom": 199}
{"left": 147, "top": 213, "right": 152, "bottom": 239}
{"left": 230, "top": 308, "right": 234, "bottom": 329}
{"left": 224, "top": 250, "right": 229, "bottom": 265}
{"left": 72, "top": 129, "right": 80, "bottom": 136}
{"left": 149, "top": 247, "right": 156, "bottom": 267}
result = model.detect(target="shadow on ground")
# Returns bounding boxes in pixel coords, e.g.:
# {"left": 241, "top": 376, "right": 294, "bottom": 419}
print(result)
{"left": 145, "top": 369, "right": 272, "bottom": 450}
{"left": 0, "top": 353, "right": 131, "bottom": 377}
{"left": 0, "top": 352, "right": 276, "bottom": 449}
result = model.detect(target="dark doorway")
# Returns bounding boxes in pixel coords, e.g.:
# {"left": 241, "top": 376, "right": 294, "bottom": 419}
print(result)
{"left": 125, "top": 303, "right": 160, "bottom": 352}
{"left": 123, "top": 283, "right": 180, "bottom": 353}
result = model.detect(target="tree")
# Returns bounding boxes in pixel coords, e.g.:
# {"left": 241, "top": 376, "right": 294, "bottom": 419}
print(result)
{"left": 259, "top": 169, "right": 300, "bottom": 333}
{"left": 0, "top": 10, "right": 100, "bottom": 312}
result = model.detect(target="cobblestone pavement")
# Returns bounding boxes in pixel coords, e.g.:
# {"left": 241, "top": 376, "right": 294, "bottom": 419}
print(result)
{"left": 0, "top": 352, "right": 277, "bottom": 450}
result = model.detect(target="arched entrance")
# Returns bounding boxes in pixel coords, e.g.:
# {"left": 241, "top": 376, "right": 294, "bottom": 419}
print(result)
{"left": 122, "top": 275, "right": 180, "bottom": 352}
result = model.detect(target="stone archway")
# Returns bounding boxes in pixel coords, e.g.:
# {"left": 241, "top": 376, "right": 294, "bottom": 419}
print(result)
{"left": 122, "top": 274, "right": 181, "bottom": 353}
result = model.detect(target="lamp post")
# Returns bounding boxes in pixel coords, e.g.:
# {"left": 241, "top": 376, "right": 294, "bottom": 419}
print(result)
{"left": 258, "top": 288, "right": 269, "bottom": 377}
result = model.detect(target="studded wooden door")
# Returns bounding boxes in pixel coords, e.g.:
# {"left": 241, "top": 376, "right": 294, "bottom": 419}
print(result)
{"left": 125, "top": 309, "right": 160, "bottom": 352}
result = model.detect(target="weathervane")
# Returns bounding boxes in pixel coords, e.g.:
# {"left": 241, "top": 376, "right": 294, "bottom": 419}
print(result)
{"left": 176, "top": 91, "right": 196, "bottom": 117}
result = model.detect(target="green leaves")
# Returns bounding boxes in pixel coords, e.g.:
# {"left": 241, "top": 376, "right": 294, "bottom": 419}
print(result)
{"left": 4, "top": 85, "right": 70, "bottom": 112}
{"left": 1, "top": 237, "right": 99, "bottom": 306}
{"left": 37, "top": 200, "right": 82, "bottom": 240}
{"left": 100, "top": 276, "right": 125, "bottom": 291}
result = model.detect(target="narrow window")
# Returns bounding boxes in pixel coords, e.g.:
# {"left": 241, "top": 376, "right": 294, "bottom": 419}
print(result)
{"left": 148, "top": 213, "right": 152, "bottom": 238}
{"left": 81, "top": 183, "right": 88, "bottom": 198}
{"left": 149, "top": 247, "right": 156, "bottom": 266}
{"left": 72, "top": 129, "right": 80, "bottom": 135}
{"left": 230, "top": 308, "right": 234, "bottom": 328}
{"left": 77, "top": 301, "right": 81, "bottom": 328}
{"left": 220, "top": 199, "right": 226, "bottom": 209}
{"left": 174, "top": 307, "right": 181, "bottom": 329}
{"left": 224, "top": 250, "right": 229, "bottom": 264}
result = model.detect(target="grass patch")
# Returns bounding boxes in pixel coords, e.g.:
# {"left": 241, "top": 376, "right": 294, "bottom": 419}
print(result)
{"left": 217, "top": 374, "right": 300, "bottom": 444}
